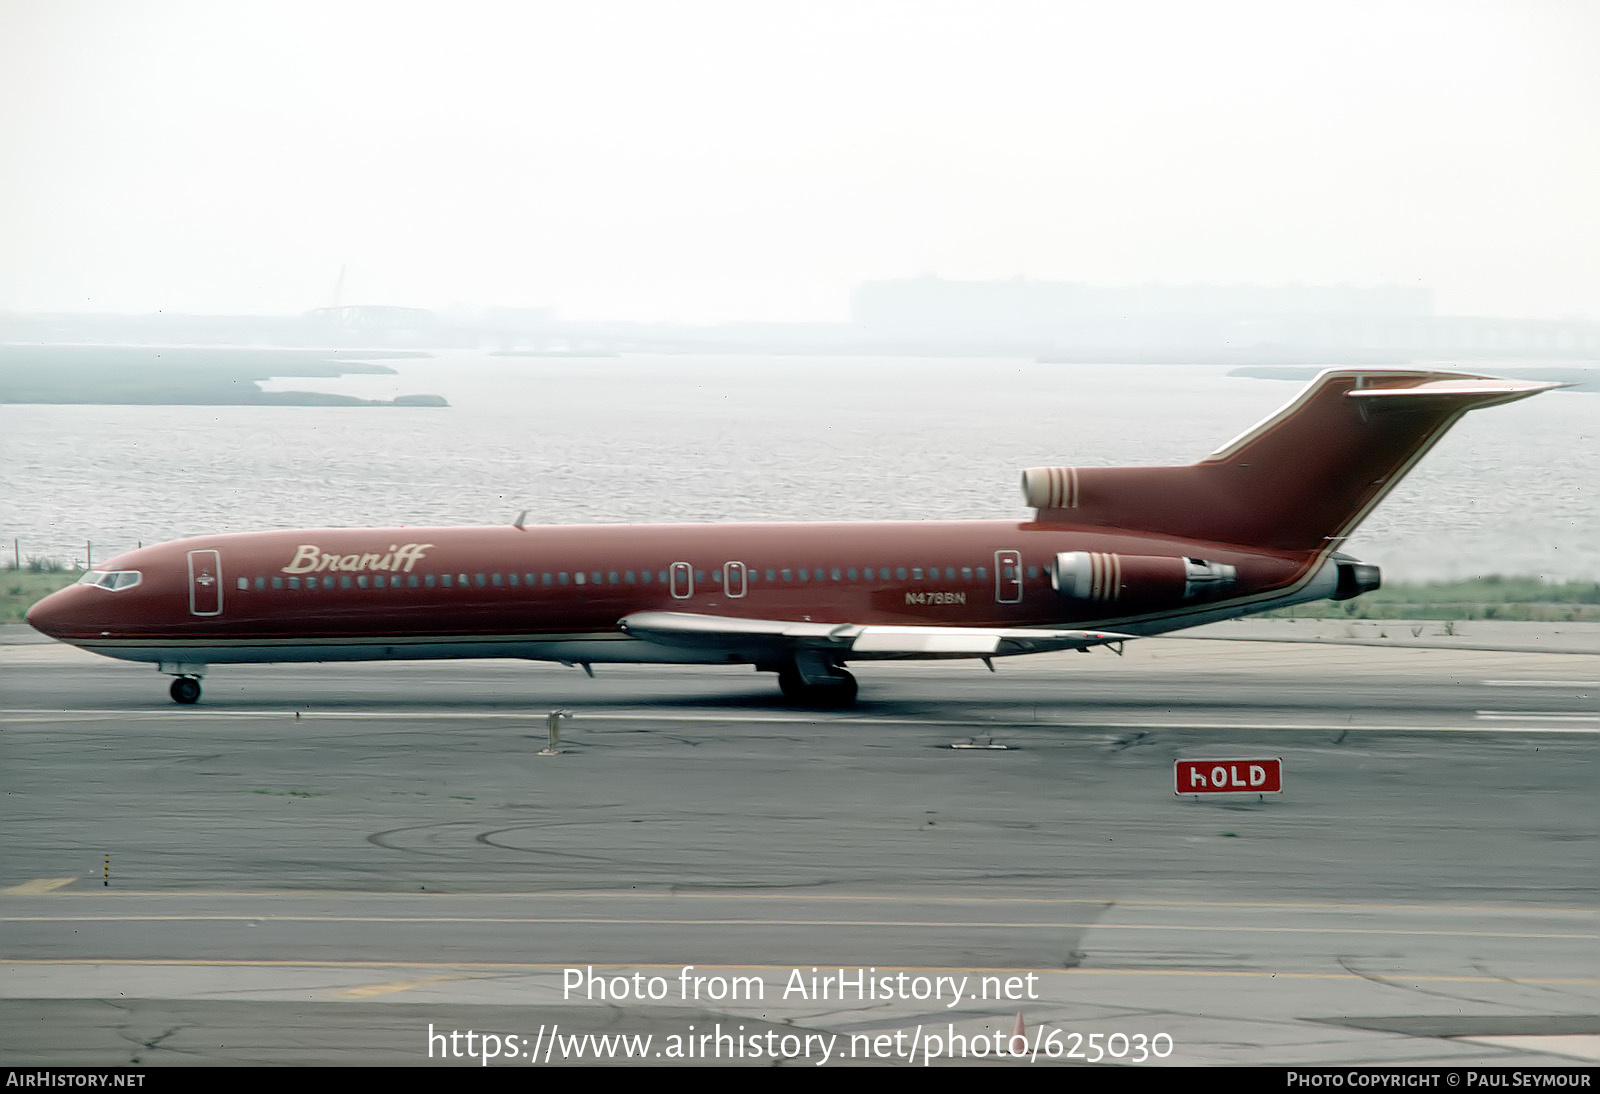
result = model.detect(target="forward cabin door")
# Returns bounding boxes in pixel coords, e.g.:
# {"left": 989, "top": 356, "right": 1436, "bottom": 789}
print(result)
{"left": 187, "top": 549, "right": 223, "bottom": 616}
{"left": 994, "top": 549, "right": 1023, "bottom": 604}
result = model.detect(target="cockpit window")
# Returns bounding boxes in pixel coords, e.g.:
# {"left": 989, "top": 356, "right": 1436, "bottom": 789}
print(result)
{"left": 77, "top": 569, "right": 143, "bottom": 591}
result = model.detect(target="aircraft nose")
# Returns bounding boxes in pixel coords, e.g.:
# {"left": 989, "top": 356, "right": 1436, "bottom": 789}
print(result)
{"left": 25, "top": 586, "right": 82, "bottom": 641}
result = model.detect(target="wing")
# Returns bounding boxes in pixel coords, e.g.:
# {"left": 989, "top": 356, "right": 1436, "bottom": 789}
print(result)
{"left": 617, "top": 611, "right": 1133, "bottom": 660}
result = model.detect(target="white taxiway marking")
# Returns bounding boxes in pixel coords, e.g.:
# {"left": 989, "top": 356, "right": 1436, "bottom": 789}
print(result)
{"left": 1481, "top": 680, "right": 1598, "bottom": 689}
{"left": 4, "top": 709, "right": 1600, "bottom": 733}
{"left": 1475, "top": 711, "right": 1600, "bottom": 722}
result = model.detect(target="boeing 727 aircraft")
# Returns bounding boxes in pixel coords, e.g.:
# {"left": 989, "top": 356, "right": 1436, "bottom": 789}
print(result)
{"left": 25, "top": 369, "right": 1558, "bottom": 705}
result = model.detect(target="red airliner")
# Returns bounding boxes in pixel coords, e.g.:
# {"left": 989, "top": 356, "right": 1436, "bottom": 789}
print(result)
{"left": 26, "top": 369, "right": 1557, "bottom": 706}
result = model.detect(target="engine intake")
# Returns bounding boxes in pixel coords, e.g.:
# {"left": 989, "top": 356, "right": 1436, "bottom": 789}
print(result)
{"left": 1021, "top": 467, "right": 1084, "bottom": 510}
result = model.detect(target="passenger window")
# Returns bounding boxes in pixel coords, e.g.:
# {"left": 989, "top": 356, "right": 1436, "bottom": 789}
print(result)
{"left": 373, "top": 575, "right": 385, "bottom": 589}
{"left": 273, "top": 576, "right": 285, "bottom": 590}
{"left": 798, "top": 569, "right": 809, "bottom": 582}
{"left": 781, "top": 568, "right": 792, "bottom": 582}
{"left": 442, "top": 574, "right": 453, "bottom": 588}
{"left": 912, "top": 568, "right": 924, "bottom": 580}
{"left": 341, "top": 576, "right": 353, "bottom": 589}
{"left": 766, "top": 569, "right": 776, "bottom": 582}
{"left": 357, "top": 575, "right": 369, "bottom": 589}
{"left": 591, "top": 572, "right": 602, "bottom": 585}
{"left": 408, "top": 575, "right": 419, "bottom": 588}
{"left": 255, "top": 577, "right": 266, "bottom": 591}
{"left": 574, "top": 572, "right": 586, "bottom": 585}
{"left": 559, "top": 572, "right": 570, "bottom": 585}
{"left": 609, "top": 571, "right": 619, "bottom": 584}
{"left": 458, "top": 574, "right": 469, "bottom": 586}
{"left": 712, "top": 569, "right": 722, "bottom": 583}
{"left": 847, "top": 568, "right": 858, "bottom": 580}
{"left": 508, "top": 573, "right": 518, "bottom": 586}
{"left": 543, "top": 573, "right": 553, "bottom": 585}
{"left": 694, "top": 570, "right": 705, "bottom": 583}
{"left": 425, "top": 574, "right": 435, "bottom": 588}
{"left": 977, "top": 567, "right": 988, "bottom": 579}
{"left": 626, "top": 570, "right": 636, "bottom": 584}
{"left": 237, "top": 578, "right": 249, "bottom": 591}
{"left": 961, "top": 566, "right": 972, "bottom": 579}
{"left": 896, "top": 567, "right": 908, "bottom": 580}
{"left": 658, "top": 570, "right": 668, "bottom": 583}
{"left": 1027, "top": 566, "right": 1039, "bottom": 579}
{"left": 831, "top": 568, "right": 841, "bottom": 581}
{"left": 475, "top": 574, "right": 487, "bottom": 587}
{"left": 288, "top": 577, "right": 301, "bottom": 590}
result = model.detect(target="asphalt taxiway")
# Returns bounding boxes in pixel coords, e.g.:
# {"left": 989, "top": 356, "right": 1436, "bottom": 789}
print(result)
{"left": 1, "top": 626, "right": 1595, "bottom": 1066}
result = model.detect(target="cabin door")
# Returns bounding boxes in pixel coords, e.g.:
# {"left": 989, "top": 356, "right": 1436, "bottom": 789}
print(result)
{"left": 187, "top": 549, "right": 223, "bottom": 616}
{"left": 722, "top": 561, "right": 747, "bottom": 598}
{"left": 994, "top": 549, "right": 1023, "bottom": 604}
{"left": 669, "top": 561, "right": 693, "bottom": 599}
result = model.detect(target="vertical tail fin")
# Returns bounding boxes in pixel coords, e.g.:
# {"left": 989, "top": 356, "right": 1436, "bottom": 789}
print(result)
{"left": 1022, "top": 370, "right": 1562, "bottom": 554}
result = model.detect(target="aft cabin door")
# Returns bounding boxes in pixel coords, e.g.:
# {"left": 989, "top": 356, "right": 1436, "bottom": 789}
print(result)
{"left": 187, "top": 549, "right": 223, "bottom": 616}
{"left": 994, "top": 549, "right": 1023, "bottom": 604}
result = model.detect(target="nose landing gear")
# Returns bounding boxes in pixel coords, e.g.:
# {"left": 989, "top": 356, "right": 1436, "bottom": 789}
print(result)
{"left": 159, "top": 663, "right": 208, "bottom": 705}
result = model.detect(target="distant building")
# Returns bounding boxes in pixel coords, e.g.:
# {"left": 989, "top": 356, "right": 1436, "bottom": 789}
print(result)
{"left": 304, "top": 305, "right": 439, "bottom": 345}
{"left": 849, "top": 278, "right": 1598, "bottom": 360}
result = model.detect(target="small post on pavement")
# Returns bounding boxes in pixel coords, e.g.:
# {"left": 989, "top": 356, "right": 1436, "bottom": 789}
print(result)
{"left": 541, "top": 709, "right": 571, "bottom": 755}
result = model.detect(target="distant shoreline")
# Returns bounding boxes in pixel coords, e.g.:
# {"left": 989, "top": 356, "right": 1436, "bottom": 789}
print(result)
{"left": 0, "top": 344, "right": 449, "bottom": 407}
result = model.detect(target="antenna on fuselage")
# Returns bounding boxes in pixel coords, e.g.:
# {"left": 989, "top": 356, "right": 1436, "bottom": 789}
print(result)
{"left": 513, "top": 510, "right": 527, "bottom": 530}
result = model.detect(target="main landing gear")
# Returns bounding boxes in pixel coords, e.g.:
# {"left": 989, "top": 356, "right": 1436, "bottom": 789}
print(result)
{"left": 774, "top": 657, "right": 859, "bottom": 708}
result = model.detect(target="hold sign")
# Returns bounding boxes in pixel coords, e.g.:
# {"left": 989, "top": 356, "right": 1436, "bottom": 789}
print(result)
{"left": 1175, "top": 758, "right": 1283, "bottom": 795}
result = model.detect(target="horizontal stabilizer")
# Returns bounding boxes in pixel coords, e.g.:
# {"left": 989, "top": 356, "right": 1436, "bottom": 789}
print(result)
{"left": 1345, "top": 377, "right": 1567, "bottom": 404}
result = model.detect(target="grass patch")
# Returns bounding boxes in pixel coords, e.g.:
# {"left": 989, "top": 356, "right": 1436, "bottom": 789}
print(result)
{"left": 1267, "top": 576, "right": 1600, "bottom": 622}
{"left": 2, "top": 568, "right": 81, "bottom": 622}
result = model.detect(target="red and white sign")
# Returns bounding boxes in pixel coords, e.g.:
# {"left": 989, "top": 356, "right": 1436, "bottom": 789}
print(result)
{"left": 1175, "top": 758, "right": 1283, "bottom": 795}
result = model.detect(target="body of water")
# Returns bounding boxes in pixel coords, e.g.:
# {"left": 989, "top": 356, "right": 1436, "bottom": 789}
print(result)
{"left": 2, "top": 354, "right": 1594, "bottom": 582}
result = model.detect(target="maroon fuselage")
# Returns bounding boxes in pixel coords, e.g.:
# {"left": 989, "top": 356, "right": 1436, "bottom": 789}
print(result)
{"left": 27, "top": 520, "right": 1312, "bottom": 649}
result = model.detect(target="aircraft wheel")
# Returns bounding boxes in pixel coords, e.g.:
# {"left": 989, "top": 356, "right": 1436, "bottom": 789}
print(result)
{"left": 777, "top": 663, "right": 807, "bottom": 700}
{"left": 169, "top": 677, "right": 201, "bottom": 705}
{"left": 777, "top": 665, "right": 858, "bottom": 708}
{"left": 826, "top": 668, "right": 859, "bottom": 707}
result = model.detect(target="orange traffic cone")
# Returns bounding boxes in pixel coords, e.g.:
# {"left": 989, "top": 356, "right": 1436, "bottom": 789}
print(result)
{"left": 1010, "top": 1011, "right": 1028, "bottom": 1055}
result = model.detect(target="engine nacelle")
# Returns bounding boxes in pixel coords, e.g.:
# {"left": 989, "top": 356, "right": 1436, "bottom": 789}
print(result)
{"left": 1021, "top": 466, "right": 1085, "bottom": 510}
{"left": 1051, "top": 551, "right": 1238, "bottom": 604}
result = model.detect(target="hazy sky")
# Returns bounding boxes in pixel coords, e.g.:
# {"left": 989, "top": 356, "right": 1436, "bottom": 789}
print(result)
{"left": 2, "top": 0, "right": 1597, "bottom": 322}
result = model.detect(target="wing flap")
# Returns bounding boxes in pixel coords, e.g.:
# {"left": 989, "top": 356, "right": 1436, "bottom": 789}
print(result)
{"left": 618, "top": 611, "right": 1131, "bottom": 659}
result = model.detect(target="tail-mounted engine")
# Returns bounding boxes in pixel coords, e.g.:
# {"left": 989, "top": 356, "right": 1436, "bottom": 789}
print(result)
{"left": 1051, "top": 551, "right": 1238, "bottom": 604}
{"left": 1021, "top": 466, "right": 1085, "bottom": 510}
